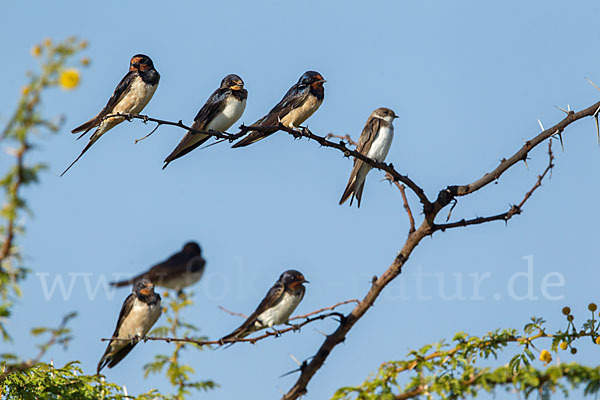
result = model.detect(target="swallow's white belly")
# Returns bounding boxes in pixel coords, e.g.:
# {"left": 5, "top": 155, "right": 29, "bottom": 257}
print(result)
{"left": 159, "top": 269, "right": 204, "bottom": 291}
{"left": 281, "top": 95, "right": 322, "bottom": 128}
{"left": 366, "top": 125, "right": 394, "bottom": 162}
{"left": 256, "top": 291, "right": 302, "bottom": 328}
{"left": 116, "top": 297, "right": 161, "bottom": 342}
{"left": 97, "top": 76, "right": 158, "bottom": 138}
{"left": 207, "top": 97, "right": 246, "bottom": 132}
{"left": 114, "top": 76, "right": 158, "bottom": 115}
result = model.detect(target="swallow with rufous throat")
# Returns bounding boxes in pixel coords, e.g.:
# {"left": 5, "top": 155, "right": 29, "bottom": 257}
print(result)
{"left": 62, "top": 54, "right": 160, "bottom": 176}
{"left": 231, "top": 71, "right": 325, "bottom": 148}
{"left": 220, "top": 270, "right": 308, "bottom": 342}
{"left": 97, "top": 279, "right": 161, "bottom": 374}
{"left": 163, "top": 74, "right": 247, "bottom": 168}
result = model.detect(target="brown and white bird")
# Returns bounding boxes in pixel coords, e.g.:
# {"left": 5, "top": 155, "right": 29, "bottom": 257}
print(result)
{"left": 62, "top": 54, "right": 160, "bottom": 176}
{"left": 339, "top": 107, "right": 397, "bottom": 207}
{"left": 97, "top": 279, "right": 161, "bottom": 374}
{"left": 163, "top": 74, "right": 247, "bottom": 169}
{"left": 110, "top": 242, "right": 205, "bottom": 293}
{"left": 220, "top": 270, "right": 308, "bottom": 342}
{"left": 231, "top": 71, "right": 325, "bottom": 148}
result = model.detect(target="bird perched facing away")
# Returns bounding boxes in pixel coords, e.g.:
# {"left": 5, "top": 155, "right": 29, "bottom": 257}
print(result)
{"left": 97, "top": 279, "right": 161, "bottom": 374}
{"left": 163, "top": 74, "right": 247, "bottom": 169}
{"left": 231, "top": 71, "right": 325, "bottom": 148}
{"left": 62, "top": 54, "right": 160, "bottom": 176}
{"left": 220, "top": 270, "right": 308, "bottom": 342}
{"left": 111, "top": 241, "right": 205, "bottom": 293}
{"left": 339, "top": 107, "right": 398, "bottom": 207}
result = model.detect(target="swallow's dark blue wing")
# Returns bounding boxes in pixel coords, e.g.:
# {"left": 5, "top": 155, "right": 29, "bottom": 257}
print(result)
{"left": 232, "top": 84, "right": 309, "bottom": 147}
{"left": 97, "top": 292, "right": 136, "bottom": 373}
{"left": 72, "top": 71, "right": 137, "bottom": 136}
{"left": 162, "top": 89, "right": 231, "bottom": 167}
{"left": 220, "top": 281, "right": 285, "bottom": 340}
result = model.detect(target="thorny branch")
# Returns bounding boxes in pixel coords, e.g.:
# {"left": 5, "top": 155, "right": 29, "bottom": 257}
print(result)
{"left": 279, "top": 102, "right": 599, "bottom": 400}
{"left": 101, "top": 300, "right": 355, "bottom": 346}
{"left": 102, "top": 113, "right": 247, "bottom": 143}
{"left": 107, "top": 113, "right": 432, "bottom": 208}
{"left": 433, "top": 139, "right": 555, "bottom": 232}
{"left": 103, "top": 98, "right": 600, "bottom": 400}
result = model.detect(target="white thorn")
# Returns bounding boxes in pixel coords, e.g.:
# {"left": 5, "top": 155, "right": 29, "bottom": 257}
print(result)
{"left": 585, "top": 77, "right": 600, "bottom": 92}
{"left": 289, "top": 353, "right": 301, "bottom": 366}
{"left": 537, "top": 119, "right": 545, "bottom": 131}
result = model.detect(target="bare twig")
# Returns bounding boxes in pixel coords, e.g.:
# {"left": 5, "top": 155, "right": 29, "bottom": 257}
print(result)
{"left": 384, "top": 172, "right": 415, "bottom": 234}
{"left": 289, "top": 299, "right": 358, "bottom": 321}
{"left": 434, "top": 100, "right": 600, "bottom": 212}
{"left": 218, "top": 306, "right": 248, "bottom": 319}
{"left": 433, "top": 140, "right": 555, "bottom": 232}
{"left": 325, "top": 133, "right": 358, "bottom": 146}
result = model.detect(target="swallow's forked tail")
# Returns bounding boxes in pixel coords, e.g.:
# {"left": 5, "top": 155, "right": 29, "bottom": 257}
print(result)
{"left": 71, "top": 114, "right": 101, "bottom": 137}
{"left": 339, "top": 177, "right": 357, "bottom": 206}
{"left": 60, "top": 136, "right": 98, "bottom": 177}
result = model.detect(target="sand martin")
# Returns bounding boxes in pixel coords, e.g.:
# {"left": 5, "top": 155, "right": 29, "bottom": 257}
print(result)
{"left": 62, "top": 54, "right": 160, "bottom": 176}
{"left": 231, "top": 71, "right": 325, "bottom": 148}
{"left": 339, "top": 107, "right": 397, "bottom": 207}
{"left": 163, "top": 74, "right": 247, "bottom": 168}
{"left": 111, "top": 242, "right": 205, "bottom": 293}
{"left": 221, "top": 270, "right": 308, "bottom": 341}
{"left": 97, "top": 279, "right": 161, "bottom": 374}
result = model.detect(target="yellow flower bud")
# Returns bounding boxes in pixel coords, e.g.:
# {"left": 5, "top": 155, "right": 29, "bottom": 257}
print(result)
{"left": 81, "top": 57, "right": 90, "bottom": 66}
{"left": 21, "top": 86, "right": 30, "bottom": 96}
{"left": 59, "top": 68, "right": 80, "bottom": 90}
{"left": 559, "top": 341, "right": 568, "bottom": 350}
{"left": 596, "top": 337, "right": 600, "bottom": 345}
{"left": 43, "top": 38, "right": 52, "bottom": 47}
{"left": 80, "top": 40, "right": 88, "bottom": 49}
{"left": 31, "top": 45, "right": 41, "bottom": 57}
{"left": 539, "top": 349, "right": 552, "bottom": 365}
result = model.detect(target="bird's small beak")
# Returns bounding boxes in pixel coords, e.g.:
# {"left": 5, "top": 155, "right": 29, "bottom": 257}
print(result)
{"left": 302, "top": 279, "right": 310, "bottom": 284}
{"left": 393, "top": 115, "right": 399, "bottom": 119}
{"left": 318, "top": 79, "right": 327, "bottom": 84}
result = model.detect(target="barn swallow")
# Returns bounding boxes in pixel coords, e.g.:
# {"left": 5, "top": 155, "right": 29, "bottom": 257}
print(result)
{"left": 231, "top": 71, "right": 325, "bottom": 148}
{"left": 61, "top": 54, "right": 160, "bottom": 176}
{"left": 339, "top": 107, "right": 397, "bottom": 207}
{"left": 111, "top": 241, "right": 205, "bottom": 293}
{"left": 220, "top": 270, "right": 307, "bottom": 342}
{"left": 97, "top": 279, "right": 161, "bottom": 374}
{"left": 163, "top": 74, "right": 247, "bottom": 169}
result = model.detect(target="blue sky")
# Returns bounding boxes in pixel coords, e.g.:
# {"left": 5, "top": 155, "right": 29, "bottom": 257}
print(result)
{"left": 2, "top": 0, "right": 600, "bottom": 398}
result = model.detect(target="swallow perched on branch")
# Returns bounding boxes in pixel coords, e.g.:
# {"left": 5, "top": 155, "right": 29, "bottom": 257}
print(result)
{"left": 220, "top": 270, "right": 308, "bottom": 342}
{"left": 231, "top": 71, "right": 325, "bottom": 148}
{"left": 339, "top": 107, "right": 398, "bottom": 207}
{"left": 110, "top": 242, "right": 205, "bottom": 293}
{"left": 163, "top": 74, "right": 247, "bottom": 169}
{"left": 97, "top": 279, "right": 161, "bottom": 374}
{"left": 62, "top": 54, "right": 160, "bottom": 176}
